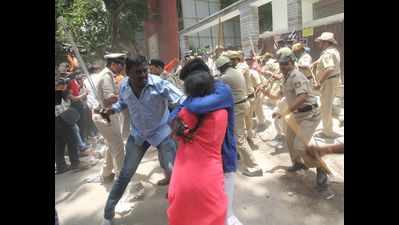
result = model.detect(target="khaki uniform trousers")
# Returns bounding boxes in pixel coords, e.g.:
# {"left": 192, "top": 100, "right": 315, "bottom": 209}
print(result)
{"left": 235, "top": 101, "right": 259, "bottom": 169}
{"left": 253, "top": 92, "right": 266, "bottom": 125}
{"left": 285, "top": 110, "right": 321, "bottom": 168}
{"left": 320, "top": 77, "right": 339, "bottom": 136}
{"left": 244, "top": 98, "right": 255, "bottom": 139}
{"left": 274, "top": 98, "right": 288, "bottom": 136}
{"left": 93, "top": 113, "right": 125, "bottom": 178}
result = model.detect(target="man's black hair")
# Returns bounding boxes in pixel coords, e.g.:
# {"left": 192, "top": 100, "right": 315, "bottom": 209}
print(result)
{"left": 55, "top": 77, "right": 70, "bottom": 86}
{"left": 125, "top": 55, "right": 148, "bottom": 73}
{"left": 174, "top": 70, "right": 214, "bottom": 141}
{"left": 106, "top": 58, "right": 126, "bottom": 68}
{"left": 184, "top": 70, "right": 214, "bottom": 97}
{"left": 179, "top": 58, "right": 210, "bottom": 81}
{"left": 149, "top": 59, "right": 165, "bottom": 69}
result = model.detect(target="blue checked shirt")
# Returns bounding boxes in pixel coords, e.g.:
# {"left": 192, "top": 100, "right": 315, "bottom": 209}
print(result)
{"left": 112, "top": 74, "right": 185, "bottom": 147}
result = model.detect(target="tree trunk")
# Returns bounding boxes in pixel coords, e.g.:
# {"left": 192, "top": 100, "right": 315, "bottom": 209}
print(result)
{"left": 110, "top": 12, "right": 120, "bottom": 51}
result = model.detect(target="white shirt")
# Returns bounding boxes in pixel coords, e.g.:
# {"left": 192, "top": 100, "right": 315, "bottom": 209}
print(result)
{"left": 83, "top": 73, "right": 100, "bottom": 109}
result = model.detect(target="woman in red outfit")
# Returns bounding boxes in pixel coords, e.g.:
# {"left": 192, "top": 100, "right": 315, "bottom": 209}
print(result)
{"left": 168, "top": 71, "right": 228, "bottom": 225}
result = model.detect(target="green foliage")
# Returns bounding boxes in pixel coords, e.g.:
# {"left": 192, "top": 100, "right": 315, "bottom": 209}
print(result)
{"left": 115, "top": 0, "right": 148, "bottom": 46}
{"left": 55, "top": 0, "right": 148, "bottom": 65}
{"left": 102, "top": 0, "right": 148, "bottom": 52}
{"left": 55, "top": 0, "right": 110, "bottom": 64}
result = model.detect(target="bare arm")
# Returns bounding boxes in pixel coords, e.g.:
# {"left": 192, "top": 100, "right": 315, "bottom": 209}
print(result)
{"left": 68, "top": 90, "right": 88, "bottom": 102}
{"left": 306, "top": 143, "right": 344, "bottom": 158}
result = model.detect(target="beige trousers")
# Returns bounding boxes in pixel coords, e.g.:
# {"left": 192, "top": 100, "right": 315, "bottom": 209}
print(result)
{"left": 285, "top": 112, "right": 321, "bottom": 168}
{"left": 274, "top": 98, "right": 288, "bottom": 136}
{"left": 320, "top": 77, "right": 339, "bottom": 136}
{"left": 253, "top": 93, "right": 266, "bottom": 125}
{"left": 93, "top": 113, "right": 125, "bottom": 177}
{"left": 244, "top": 98, "right": 255, "bottom": 139}
{"left": 235, "top": 101, "right": 259, "bottom": 169}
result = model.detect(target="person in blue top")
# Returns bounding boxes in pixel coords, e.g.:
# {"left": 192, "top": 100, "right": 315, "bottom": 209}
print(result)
{"left": 100, "top": 55, "right": 185, "bottom": 225}
{"left": 169, "top": 58, "right": 243, "bottom": 225}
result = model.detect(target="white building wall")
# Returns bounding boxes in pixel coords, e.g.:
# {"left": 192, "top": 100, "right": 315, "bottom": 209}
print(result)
{"left": 272, "top": 0, "right": 288, "bottom": 32}
{"left": 301, "top": 0, "right": 317, "bottom": 24}
{"left": 180, "top": 0, "right": 239, "bottom": 51}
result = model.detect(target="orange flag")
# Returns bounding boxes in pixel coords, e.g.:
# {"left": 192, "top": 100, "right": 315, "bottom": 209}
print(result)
{"left": 164, "top": 58, "right": 179, "bottom": 73}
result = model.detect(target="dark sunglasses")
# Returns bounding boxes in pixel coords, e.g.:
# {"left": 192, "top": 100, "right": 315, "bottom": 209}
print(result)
{"left": 128, "top": 68, "right": 147, "bottom": 75}
{"left": 279, "top": 61, "right": 290, "bottom": 66}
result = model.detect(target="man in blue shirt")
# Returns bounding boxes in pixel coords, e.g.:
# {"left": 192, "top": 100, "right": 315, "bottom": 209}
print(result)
{"left": 100, "top": 55, "right": 184, "bottom": 225}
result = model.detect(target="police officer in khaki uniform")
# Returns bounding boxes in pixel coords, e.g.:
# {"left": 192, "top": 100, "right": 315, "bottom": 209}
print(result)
{"left": 313, "top": 32, "right": 341, "bottom": 139}
{"left": 92, "top": 53, "right": 126, "bottom": 182}
{"left": 226, "top": 51, "right": 258, "bottom": 150}
{"left": 215, "top": 56, "right": 263, "bottom": 177}
{"left": 272, "top": 48, "right": 328, "bottom": 190}
{"left": 260, "top": 53, "right": 282, "bottom": 105}
{"left": 260, "top": 54, "right": 287, "bottom": 142}
{"left": 292, "top": 43, "right": 314, "bottom": 82}
{"left": 245, "top": 56, "right": 268, "bottom": 132}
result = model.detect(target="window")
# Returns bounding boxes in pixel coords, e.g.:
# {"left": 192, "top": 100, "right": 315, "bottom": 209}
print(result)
{"left": 259, "top": 2, "right": 273, "bottom": 33}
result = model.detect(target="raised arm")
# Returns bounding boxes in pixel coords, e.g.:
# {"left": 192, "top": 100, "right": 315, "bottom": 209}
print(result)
{"left": 184, "top": 80, "right": 233, "bottom": 114}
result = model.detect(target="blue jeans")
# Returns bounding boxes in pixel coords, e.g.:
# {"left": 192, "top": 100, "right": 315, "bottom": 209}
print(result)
{"left": 72, "top": 124, "right": 88, "bottom": 151}
{"left": 104, "top": 135, "right": 176, "bottom": 220}
{"left": 55, "top": 208, "right": 60, "bottom": 225}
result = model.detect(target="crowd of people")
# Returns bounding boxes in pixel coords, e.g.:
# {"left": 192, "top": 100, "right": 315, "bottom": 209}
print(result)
{"left": 54, "top": 31, "right": 343, "bottom": 225}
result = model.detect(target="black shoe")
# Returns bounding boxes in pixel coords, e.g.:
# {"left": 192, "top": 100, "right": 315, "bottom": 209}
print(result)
{"left": 247, "top": 138, "right": 259, "bottom": 150}
{"left": 317, "top": 168, "right": 328, "bottom": 188}
{"left": 273, "top": 134, "right": 284, "bottom": 142}
{"left": 55, "top": 165, "right": 71, "bottom": 175}
{"left": 70, "top": 161, "right": 90, "bottom": 171}
{"left": 157, "top": 177, "right": 170, "bottom": 186}
{"left": 287, "top": 163, "right": 307, "bottom": 172}
{"left": 242, "top": 168, "right": 263, "bottom": 177}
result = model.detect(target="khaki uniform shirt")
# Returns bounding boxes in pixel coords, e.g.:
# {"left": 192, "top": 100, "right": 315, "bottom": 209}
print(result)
{"left": 263, "top": 59, "right": 280, "bottom": 76}
{"left": 236, "top": 63, "right": 254, "bottom": 96}
{"left": 262, "top": 59, "right": 282, "bottom": 97}
{"left": 249, "top": 69, "right": 262, "bottom": 87}
{"left": 297, "top": 53, "right": 313, "bottom": 78}
{"left": 96, "top": 67, "right": 118, "bottom": 107}
{"left": 282, "top": 69, "right": 318, "bottom": 117}
{"left": 221, "top": 67, "right": 248, "bottom": 103}
{"left": 316, "top": 46, "right": 341, "bottom": 80}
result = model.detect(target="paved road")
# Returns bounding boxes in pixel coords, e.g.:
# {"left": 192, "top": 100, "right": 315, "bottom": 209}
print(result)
{"left": 55, "top": 104, "right": 344, "bottom": 225}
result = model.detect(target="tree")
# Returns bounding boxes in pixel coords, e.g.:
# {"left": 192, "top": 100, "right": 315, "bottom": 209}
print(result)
{"left": 55, "top": 0, "right": 110, "bottom": 64}
{"left": 102, "top": 0, "right": 147, "bottom": 53}
{"left": 55, "top": 0, "right": 148, "bottom": 66}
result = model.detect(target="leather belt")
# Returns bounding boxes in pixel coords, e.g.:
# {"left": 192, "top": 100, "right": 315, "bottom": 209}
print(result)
{"left": 235, "top": 98, "right": 248, "bottom": 105}
{"left": 247, "top": 93, "right": 255, "bottom": 99}
{"left": 327, "top": 74, "right": 339, "bottom": 80}
{"left": 297, "top": 104, "right": 318, "bottom": 113}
